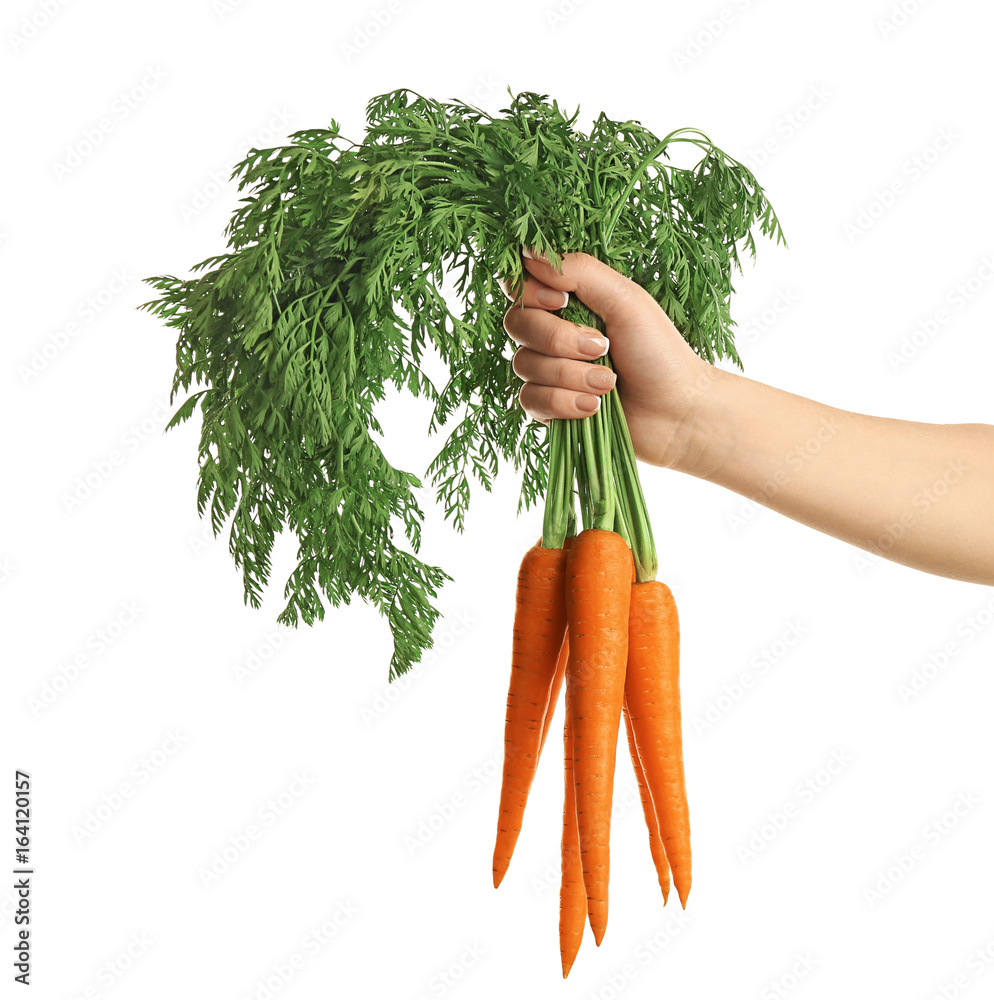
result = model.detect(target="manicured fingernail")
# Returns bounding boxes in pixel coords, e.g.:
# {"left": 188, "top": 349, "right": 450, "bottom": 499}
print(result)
{"left": 576, "top": 394, "right": 601, "bottom": 413}
{"left": 537, "top": 287, "right": 569, "bottom": 309}
{"left": 578, "top": 333, "right": 609, "bottom": 357}
{"left": 585, "top": 367, "right": 616, "bottom": 390}
{"left": 521, "top": 245, "right": 550, "bottom": 262}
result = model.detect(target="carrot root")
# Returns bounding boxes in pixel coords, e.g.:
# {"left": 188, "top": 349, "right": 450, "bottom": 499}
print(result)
{"left": 566, "top": 528, "right": 633, "bottom": 945}
{"left": 559, "top": 681, "right": 585, "bottom": 977}
{"left": 493, "top": 544, "right": 569, "bottom": 888}
{"left": 623, "top": 697, "right": 671, "bottom": 905}
{"left": 625, "top": 580, "right": 691, "bottom": 908}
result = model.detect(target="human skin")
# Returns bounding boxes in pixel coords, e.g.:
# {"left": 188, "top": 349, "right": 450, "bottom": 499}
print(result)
{"left": 502, "top": 249, "right": 994, "bottom": 586}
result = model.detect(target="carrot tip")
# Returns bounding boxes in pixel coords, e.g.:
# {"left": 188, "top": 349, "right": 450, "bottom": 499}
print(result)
{"left": 592, "top": 927, "right": 605, "bottom": 947}
{"left": 492, "top": 851, "right": 509, "bottom": 888}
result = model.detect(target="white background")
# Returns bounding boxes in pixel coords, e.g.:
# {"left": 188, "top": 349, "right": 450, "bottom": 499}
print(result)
{"left": 4, "top": 0, "right": 994, "bottom": 997}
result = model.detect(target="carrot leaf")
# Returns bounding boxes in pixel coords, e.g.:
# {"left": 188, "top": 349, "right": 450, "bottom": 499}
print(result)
{"left": 139, "top": 88, "right": 783, "bottom": 679}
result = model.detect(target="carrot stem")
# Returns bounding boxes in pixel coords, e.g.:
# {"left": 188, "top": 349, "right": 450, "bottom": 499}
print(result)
{"left": 555, "top": 295, "right": 650, "bottom": 570}
{"left": 543, "top": 417, "right": 573, "bottom": 549}
{"left": 604, "top": 373, "right": 657, "bottom": 582}
{"left": 574, "top": 414, "right": 592, "bottom": 533}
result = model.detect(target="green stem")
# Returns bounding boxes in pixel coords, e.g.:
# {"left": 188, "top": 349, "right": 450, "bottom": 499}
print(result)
{"left": 576, "top": 383, "right": 610, "bottom": 528}
{"left": 574, "top": 415, "right": 592, "bottom": 532}
{"left": 542, "top": 416, "right": 572, "bottom": 549}
{"left": 558, "top": 296, "right": 616, "bottom": 531}
{"left": 612, "top": 471, "right": 633, "bottom": 548}
{"left": 600, "top": 127, "right": 714, "bottom": 250}
{"left": 589, "top": 383, "right": 614, "bottom": 531}
{"left": 541, "top": 291, "right": 656, "bottom": 576}
{"left": 605, "top": 369, "right": 657, "bottom": 581}
{"left": 565, "top": 422, "right": 578, "bottom": 540}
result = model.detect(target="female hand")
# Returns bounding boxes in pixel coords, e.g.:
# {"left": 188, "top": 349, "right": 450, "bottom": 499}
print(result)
{"left": 502, "top": 249, "right": 994, "bottom": 585}
{"left": 502, "top": 249, "right": 714, "bottom": 471}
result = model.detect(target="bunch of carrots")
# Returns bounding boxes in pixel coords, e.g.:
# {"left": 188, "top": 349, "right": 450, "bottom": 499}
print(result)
{"left": 491, "top": 288, "right": 690, "bottom": 977}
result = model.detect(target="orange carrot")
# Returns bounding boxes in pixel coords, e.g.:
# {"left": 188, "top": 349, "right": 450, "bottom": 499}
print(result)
{"left": 536, "top": 534, "right": 574, "bottom": 758}
{"left": 493, "top": 543, "right": 569, "bottom": 888}
{"left": 622, "top": 697, "right": 671, "bottom": 905}
{"left": 539, "top": 634, "right": 568, "bottom": 753}
{"left": 559, "top": 681, "right": 585, "bottom": 978}
{"left": 625, "top": 581, "right": 691, "bottom": 907}
{"left": 565, "top": 528, "right": 632, "bottom": 944}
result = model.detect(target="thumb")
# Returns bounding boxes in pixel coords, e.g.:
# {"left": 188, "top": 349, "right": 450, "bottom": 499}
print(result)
{"left": 521, "top": 249, "right": 658, "bottom": 331}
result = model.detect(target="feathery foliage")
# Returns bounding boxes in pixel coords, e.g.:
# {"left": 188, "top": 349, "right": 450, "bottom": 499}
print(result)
{"left": 140, "top": 88, "right": 785, "bottom": 679}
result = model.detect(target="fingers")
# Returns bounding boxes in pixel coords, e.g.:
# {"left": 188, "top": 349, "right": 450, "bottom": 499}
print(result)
{"left": 513, "top": 348, "right": 617, "bottom": 397}
{"left": 500, "top": 271, "right": 571, "bottom": 311}
{"left": 520, "top": 247, "right": 656, "bottom": 329}
{"left": 518, "top": 382, "right": 605, "bottom": 423}
{"left": 503, "top": 266, "right": 616, "bottom": 423}
{"left": 503, "top": 303, "right": 609, "bottom": 361}
{"left": 502, "top": 247, "right": 671, "bottom": 423}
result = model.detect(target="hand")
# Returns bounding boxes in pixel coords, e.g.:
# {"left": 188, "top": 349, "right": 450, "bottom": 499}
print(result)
{"left": 502, "top": 249, "right": 714, "bottom": 470}
{"left": 503, "top": 252, "right": 994, "bottom": 585}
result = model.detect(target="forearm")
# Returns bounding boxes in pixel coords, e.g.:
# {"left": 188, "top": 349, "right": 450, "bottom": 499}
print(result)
{"left": 670, "top": 366, "right": 994, "bottom": 584}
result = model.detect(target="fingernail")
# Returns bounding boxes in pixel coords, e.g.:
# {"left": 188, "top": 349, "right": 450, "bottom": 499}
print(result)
{"left": 585, "top": 367, "right": 616, "bottom": 390}
{"left": 537, "top": 287, "right": 569, "bottom": 309}
{"left": 576, "top": 394, "right": 601, "bottom": 413}
{"left": 521, "top": 245, "right": 549, "bottom": 263}
{"left": 578, "top": 333, "right": 609, "bottom": 357}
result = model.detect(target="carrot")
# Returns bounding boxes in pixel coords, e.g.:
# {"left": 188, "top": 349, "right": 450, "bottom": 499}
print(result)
{"left": 493, "top": 543, "right": 569, "bottom": 888}
{"left": 622, "top": 697, "right": 671, "bottom": 904}
{"left": 623, "top": 535, "right": 671, "bottom": 903}
{"left": 536, "top": 534, "right": 574, "bottom": 758}
{"left": 559, "top": 680, "right": 585, "bottom": 978}
{"left": 539, "top": 633, "right": 568, "bottom": 754}
{"left": 624, "top": 580, "right": 691, "bottom": 907}
{"left": 565, "top": 527, "right": 632, "bottom": 945}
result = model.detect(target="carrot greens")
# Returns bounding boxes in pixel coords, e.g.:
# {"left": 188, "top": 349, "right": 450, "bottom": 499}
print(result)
{"left": 140, "top": 88, "right": 784, "bottom": 679}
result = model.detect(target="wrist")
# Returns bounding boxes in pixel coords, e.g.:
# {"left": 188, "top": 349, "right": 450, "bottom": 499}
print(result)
{"left": 661, "top": 362, "right": 739, "bottom": 480}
